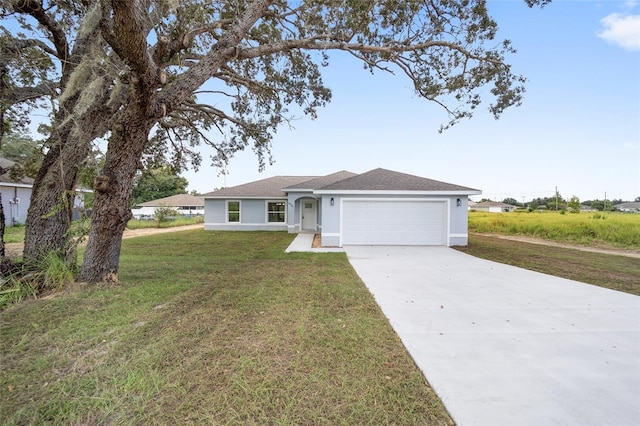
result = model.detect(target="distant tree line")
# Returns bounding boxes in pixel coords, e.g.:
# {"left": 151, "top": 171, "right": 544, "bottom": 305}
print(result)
{"left": 493, "top": 195, "right": 638, "bottom": 212}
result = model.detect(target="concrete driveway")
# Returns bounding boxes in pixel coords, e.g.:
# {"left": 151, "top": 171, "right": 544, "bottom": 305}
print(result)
{"left": 344, "top": 246, "right": 640, "bottom": 426}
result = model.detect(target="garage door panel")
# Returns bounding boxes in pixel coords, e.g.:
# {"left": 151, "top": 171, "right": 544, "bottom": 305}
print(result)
{"left": 342, "top": 200, "right": 446, "bottom": 245}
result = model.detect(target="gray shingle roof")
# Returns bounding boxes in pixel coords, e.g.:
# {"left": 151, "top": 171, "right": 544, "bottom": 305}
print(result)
{"left": 202, "top": 168, "right": 480, "bottom": 197}
{"left": 473, "top": 201, "right": 515, "bottom": 208}
{"left": 282, "top": 171, "right": 358, "bottom": 190}
{"left": 138, "top": 193, "right": 205, "bottom": 207}
{"left": 616, "top": 202, "right": 640, "bottom": 209}
{"left": 0, "top": 157, "right": 35, "bottom": 185}
{"left": 202, "top": 175, "right": 317, "bottom": 198}
{"left": 317, "top": 168, "right": 479, "bottom": 192}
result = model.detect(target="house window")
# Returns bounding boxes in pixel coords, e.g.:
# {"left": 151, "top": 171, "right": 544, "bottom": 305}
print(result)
{"left": 228, "top": 201, "right": 240, "bottom": 222}
{"left": 267, "top": 201, "right": 286, "bottom": 223}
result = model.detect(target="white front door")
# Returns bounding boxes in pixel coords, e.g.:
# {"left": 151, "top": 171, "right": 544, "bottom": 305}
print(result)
{"left": 301, "top": 199, "right": 317, "bottom": 231}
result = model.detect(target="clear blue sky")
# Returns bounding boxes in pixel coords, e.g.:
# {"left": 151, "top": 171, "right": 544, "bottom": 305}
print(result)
{"left": 184, "top": 0, "right": 640, "bottom": 202}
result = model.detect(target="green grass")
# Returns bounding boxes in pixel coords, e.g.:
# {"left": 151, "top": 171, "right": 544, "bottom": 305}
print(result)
{"left": 0, "top": 231, "right": 452, "bottom": 425}
{"left": 456, "top": 234, "right": 640, "bottom": 296}
{"left": 468, "top": 210, "right": 640, "bottom": 249}
{"left": 3, "top": 225, "right": 25, "bottom": 243}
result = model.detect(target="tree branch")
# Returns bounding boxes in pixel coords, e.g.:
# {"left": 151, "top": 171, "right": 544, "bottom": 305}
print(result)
{"left": 11, "top": 0, "right": 69, "bottom": 70}
{"left": 159, "top": 0, "right": 275, "bottom": 112}
{"left": 100, "top": 0, "right": 159, "bottom": 87}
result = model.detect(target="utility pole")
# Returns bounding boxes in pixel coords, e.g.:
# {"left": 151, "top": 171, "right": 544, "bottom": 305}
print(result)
{"left": 555, "top": 186, "right": 558, "bottom": 211}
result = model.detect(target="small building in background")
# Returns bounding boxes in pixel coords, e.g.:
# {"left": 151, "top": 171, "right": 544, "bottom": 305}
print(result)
{"left": 471, "top": 201, "right": 517, "bottom": 213}
{"left": 615, "top": 202, "right": 640, "bottom": 213}
{"left": 131, "top": 193, "right": 205, "bottom": 219}
{"left": 0, "top": 158, "right": 33, "bottom": 227}
{"left": 580, "top": 204, "right": 596, "bottom": 212}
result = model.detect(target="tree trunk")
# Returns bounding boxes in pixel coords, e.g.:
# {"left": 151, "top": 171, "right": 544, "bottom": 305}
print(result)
{"left": 80, "top": 102, "right": 153, "bottom": 283}
{"left": 0, "top": 195, "right": 5, "bottom": 258}
{"left": 23, "top": 79, "right": 119, "bottom": 265}
{"left": 23, "top": 134, "right": 87, "bottom": 263}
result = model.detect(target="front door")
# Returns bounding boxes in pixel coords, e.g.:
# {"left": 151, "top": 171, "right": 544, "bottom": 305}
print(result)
{"left": 301, "top": 199, "right": 317, "bottom": 231}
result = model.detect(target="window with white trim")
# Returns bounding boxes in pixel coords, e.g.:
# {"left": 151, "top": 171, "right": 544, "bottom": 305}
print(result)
{"left": 228, "top": 201, "right": 240, "bottom": 222}
{"left": 267, "top": 201, "right": 286, "bottom": 223}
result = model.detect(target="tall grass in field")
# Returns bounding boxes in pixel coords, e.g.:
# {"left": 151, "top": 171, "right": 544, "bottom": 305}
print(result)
{"left": 468, "top": 211, "right": 640, "bottom": 249}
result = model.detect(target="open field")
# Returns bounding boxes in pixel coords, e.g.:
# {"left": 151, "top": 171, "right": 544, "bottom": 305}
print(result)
{"left": 0, "top": 231, "right": 452, "bottom": 425}
{"left": 468, "top": 210, "right": 640, "bottom": 249}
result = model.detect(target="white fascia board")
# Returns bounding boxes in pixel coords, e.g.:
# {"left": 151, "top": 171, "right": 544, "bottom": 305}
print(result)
{"left": 202, "top": 195, "right": 287, "bottom": 200}
{"left": 0, "top": 182, "right": 33, "bottom": 189}
{"left": 142, "top": 204, "right": 204, "bottom": 207}
{"left": 313, "top": 189, "right": 482, "bottom": 196}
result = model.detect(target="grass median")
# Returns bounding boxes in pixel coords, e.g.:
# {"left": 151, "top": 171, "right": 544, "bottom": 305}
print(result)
{"left": 1, "top": 230, "right": 452, "bottom": 425}
{"left": 456, "top": 233, "right": 640, "bottom": 296}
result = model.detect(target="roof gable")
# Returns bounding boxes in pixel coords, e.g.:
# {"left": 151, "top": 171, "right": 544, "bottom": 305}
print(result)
{"left": 318, "top": 168, "right": 479, "bottom": 192}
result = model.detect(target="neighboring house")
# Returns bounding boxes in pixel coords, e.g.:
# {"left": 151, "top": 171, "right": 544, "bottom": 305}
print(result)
{"left": 131, "top": 193, "right": 205, "bottom": 219}
{"left": 0, "top": 157, "right": 34, "bottom": 227}
{"left": 0, "top": 157, "right": 91, "bottom": 226}
{"left": 202, "top": 168, "right": 481, "bottom": 247}
{"left": 472, "top": 201, "right": 517, "bottom": 213}
{"left": 615, "top": 202, "right": 640, "bottom": 213}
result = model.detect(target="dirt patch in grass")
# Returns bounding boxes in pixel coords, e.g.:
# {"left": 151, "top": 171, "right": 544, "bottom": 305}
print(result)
{"left": 3, "top": 224, "right": 204, "bottom": 259}
{"left": 475, "top": 232, "right": 640, "bottom": 259}
{"left": 456, "top": 233, "right": 640, "bottom": 296}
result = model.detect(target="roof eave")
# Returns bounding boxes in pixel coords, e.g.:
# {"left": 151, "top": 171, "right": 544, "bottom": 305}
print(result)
{"left": 313, "top": 189, "right": 482, "bottom": 196}
{"left": 0, "top": 182, "right": 33, "bottom": 188}
{"left": 201, "top": 195, "right": 288, "bottom": 199}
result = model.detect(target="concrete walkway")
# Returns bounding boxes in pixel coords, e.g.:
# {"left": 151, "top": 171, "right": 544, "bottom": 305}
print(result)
{"left": 284, "top": 233, "right": 344, "bottom": 253}
{"left": 344, "top": 246, "right": 640, "bottom": 426}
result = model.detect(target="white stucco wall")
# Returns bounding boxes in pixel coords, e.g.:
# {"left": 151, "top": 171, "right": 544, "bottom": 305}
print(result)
{"left": 0, "top": 185, "right": 32, "bottom": 226}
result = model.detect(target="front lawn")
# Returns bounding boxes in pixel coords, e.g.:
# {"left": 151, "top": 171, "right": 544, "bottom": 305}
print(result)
{"left": 0, "top": 231, "right": 452, "bottom": 425}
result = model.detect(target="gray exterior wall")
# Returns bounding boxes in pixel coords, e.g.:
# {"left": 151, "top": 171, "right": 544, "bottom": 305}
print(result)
{"left": 204, "top": 198, "right": 288, "bottom": 231}
{"left": 0, "top": 185, "right": 32, "bottom": 227}
{"left": 320, "top": 195, "right": 339, "bottom": 245}
{"left": 320, "top": 194, "right": 470, "bottom": 247}
{"left": 448, "top": 196, "right": 470, "bottom": 246}
{"left": 204, "top": 193, "right": 471, "bottom": 246}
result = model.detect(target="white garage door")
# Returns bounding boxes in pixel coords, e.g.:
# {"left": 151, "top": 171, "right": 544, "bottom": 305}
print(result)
{"left": 342, "top": 200, "right": 447, "bottom": 245}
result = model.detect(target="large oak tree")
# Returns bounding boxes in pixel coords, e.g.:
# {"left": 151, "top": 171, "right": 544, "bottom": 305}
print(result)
{"left": 4, "top": 0, "right": 550, "bottom": 282}
{"left": 1, "top": 0, "right": 126, "bottom": 264}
